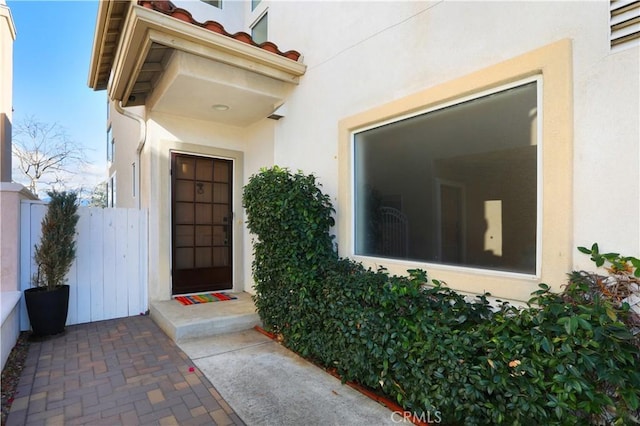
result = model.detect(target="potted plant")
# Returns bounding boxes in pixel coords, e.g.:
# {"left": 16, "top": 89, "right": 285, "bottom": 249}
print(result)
{"left": 24, "top": 190, "right": 79, "bottom": 337}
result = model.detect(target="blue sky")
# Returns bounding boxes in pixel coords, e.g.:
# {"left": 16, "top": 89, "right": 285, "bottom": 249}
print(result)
{"left": 9, "top": 0, "right": 106, "bottom": 190}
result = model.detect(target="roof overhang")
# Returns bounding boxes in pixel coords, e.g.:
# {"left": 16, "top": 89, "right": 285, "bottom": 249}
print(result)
{"left": 88, "top": 1, "right": 306, "bottom": 125}
{"left": 0, "top": 3, "right": 17, "bottom": 41}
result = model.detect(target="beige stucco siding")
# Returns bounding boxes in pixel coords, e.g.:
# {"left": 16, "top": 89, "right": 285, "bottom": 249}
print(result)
{"left": 263, "top": 1, "right": 638, "bottom": 300}
{"left": 108, "top": 104, "right": 146, "bottom": 208}
{"left": 106, "top": 1, "right": 639, "bottom": 302}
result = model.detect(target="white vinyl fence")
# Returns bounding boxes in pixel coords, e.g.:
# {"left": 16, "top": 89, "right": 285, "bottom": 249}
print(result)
{"left": 20, "top": 200, "right": 148, "bottom": 331}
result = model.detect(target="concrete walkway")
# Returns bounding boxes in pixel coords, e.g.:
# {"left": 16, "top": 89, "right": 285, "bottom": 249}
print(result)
{"left": 6, "top": 316, "right": 244, "bottom": 426}
{"left": 178, "top": 329, "right": 400, "bottom": 426}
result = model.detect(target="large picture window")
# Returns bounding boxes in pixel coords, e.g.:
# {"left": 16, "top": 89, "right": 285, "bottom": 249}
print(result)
{"left": 354, "top": 80, "right": 539, "bottom": 274}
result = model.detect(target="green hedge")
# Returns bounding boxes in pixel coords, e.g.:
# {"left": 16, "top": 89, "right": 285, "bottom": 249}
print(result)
{"left": 243, "top": 167, "right": 640, "bottom": 425}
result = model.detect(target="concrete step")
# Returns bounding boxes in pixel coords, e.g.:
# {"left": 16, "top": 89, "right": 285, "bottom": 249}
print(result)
{"left": 149, "top": 292, "right": 262, "bottom": 342}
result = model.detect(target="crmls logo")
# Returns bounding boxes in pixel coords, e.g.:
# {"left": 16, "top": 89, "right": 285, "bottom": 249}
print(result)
{"left": 391, "top": 410, "right": 443, "bottom": 424}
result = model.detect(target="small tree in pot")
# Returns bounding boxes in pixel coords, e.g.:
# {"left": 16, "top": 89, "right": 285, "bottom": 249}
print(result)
{"left": 24, "top": 190, "right": 79, "bottom": 337}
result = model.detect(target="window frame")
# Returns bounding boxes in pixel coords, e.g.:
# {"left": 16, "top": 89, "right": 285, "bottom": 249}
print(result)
{"left": 338, "top": 39, "right": 573, "bottom": 302}
{"left": 132, "top": 162, "right": 136, "bottom": 198}
{"left": 201, "top": 0, "right": 222, "bottom": 9}
{"left": 250, "top": 10, "right": 268, "bottom": 45}
{"left": 107, "top": 125, "right": 114, "bottom": 163}
{"left": 350, "top": 77, "right": 543, "bottom": 278}
{"left": 109, "top": 173, "right": 117, "bottom": 208}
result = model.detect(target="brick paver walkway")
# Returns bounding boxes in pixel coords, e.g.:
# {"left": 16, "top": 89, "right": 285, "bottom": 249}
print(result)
{"left": 6, "top": 316, "right": 245, "bottom": 426}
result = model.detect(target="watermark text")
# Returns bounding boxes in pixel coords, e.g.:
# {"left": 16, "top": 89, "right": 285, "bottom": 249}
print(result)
{"left": 391, "top": 410, "right": 442, "bottom": 424}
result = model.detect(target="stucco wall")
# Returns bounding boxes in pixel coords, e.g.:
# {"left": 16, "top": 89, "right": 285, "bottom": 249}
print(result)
{"left": 260, "top": 1, "right": 639, "bottom": 296}
{"left": 0, "top": 184, "right": 37, "bottom": 370}
{"left": 107, "top": 1, "right": 639, "bottom": 302}
{"left": 108, "top": 103, "right": 146, "bottom": 208}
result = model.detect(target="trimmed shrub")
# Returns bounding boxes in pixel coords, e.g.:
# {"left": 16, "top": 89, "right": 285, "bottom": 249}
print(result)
{"left": 242, "top": 166, "right": 336, "bottom": 336}
{"left": 243, "top": 166, "right": 640, "bottom": 425}
{"left": 33, "top": 190, "right": 80, "bottom": 290}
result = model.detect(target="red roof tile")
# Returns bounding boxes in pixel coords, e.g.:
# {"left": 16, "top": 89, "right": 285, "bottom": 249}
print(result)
{"left": 138, "top": 1, "right": 301, "bottom": 61}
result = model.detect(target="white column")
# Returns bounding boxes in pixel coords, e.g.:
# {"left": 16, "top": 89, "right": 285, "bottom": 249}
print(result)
{"left": 0, "top": 1, "right": 16, "bottom": 183}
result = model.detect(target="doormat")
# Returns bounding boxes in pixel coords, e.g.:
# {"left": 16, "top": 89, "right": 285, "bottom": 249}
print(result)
{"left": 174, "top": 292, "right": 237, "bottom": 306}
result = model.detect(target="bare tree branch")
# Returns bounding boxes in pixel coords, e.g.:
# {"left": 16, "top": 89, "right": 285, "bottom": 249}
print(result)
{"left": 11, "top": 116, "right": 89, "bottom": 197}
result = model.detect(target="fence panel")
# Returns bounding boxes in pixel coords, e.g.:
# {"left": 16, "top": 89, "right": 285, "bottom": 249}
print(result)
{"left": 20, "top": 201, "right": 148, "bottom": 331}
{"left": 90, "top": 210, "right": 105, "bottom": 322}
{"left": 75, "top": 211, "right": 92, "bottom": 324}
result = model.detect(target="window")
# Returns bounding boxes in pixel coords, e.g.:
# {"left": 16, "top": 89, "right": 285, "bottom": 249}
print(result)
{"left": 251, "top": 0, "right": 261, "bottom": 11}
{"left": 109, "top": 174, "right": 117, "bottom": 208}
{"left": 106, "top": 126, "right": 114, "bottom": 163}
{"left": 201, "top": 0, "right": 221, "bottom": 8}
{"left": 339, "top": 40, "right": 573, "bottom": 301}
{"left": 132, "top": 162, "right": 136, "bottom": 197}
{"left": 354, "top": 81, "right": 539, "bottom": 275}
{"left": 610, "top": 0, "right": 640, "bottom": 49}
{"left": 251, "top": 13, "right": 268, "bottom": 44}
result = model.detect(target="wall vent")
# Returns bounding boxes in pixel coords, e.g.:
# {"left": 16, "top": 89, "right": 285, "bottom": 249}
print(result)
{"left": 610, "top": 0, "right": 640, "bottom": 49}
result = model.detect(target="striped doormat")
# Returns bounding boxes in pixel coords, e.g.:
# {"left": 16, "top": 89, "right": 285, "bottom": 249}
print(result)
{"left": 174, "top": 292, "right": 237, "bottom": 306}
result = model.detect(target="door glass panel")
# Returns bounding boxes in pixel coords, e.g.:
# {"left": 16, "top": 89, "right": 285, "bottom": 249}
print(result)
{"left": 213, "top": 226, "right": 226, "bottom": 245}
{"left": 213, "top": 162, "right": 229, "bottom": 182}
{"left": 213, "top": 247, "right": 228, "bottom": 266}
{"left": 175, "top": 203, "right": 194, "bottom": 224}
{"left": 195, "top": 247, "right": 213, "bottom": 268}
{"left": 195, "top": 225, "right": 212, "bottom": 246}
{"left": 196, "top": 158, "right": 213, "bottom": 181}
{"left": 213, "top": 205, "right": 227, "bottom": 224}
{"left": 195, "top": 182, "right": 213, "bottom": 203}
{"left": 175, "top": 181, "right": 194, "bottom": 202}
{"left": 195, "top": 204, "right": 212, "bottom": 224}
{"left": 176, "top": 157, "right": 195, "bottom": 179}
{"left": 175, "top": 225, "right": 194, "bottom": 247}
{"left": 175, "top": 248, "right": 193, "bottom": 269}
{"left": 213, "top": 183, "right": 229, "bottom": 203}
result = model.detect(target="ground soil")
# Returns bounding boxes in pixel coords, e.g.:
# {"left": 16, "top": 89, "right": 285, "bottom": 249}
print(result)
{"left": 1, "top": 332, "right": 30, "bottom": 426}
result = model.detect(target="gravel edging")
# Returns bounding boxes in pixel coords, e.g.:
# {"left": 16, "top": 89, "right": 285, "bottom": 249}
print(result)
{"left": 1, "top": 332, "right": 30, "bottom": 426}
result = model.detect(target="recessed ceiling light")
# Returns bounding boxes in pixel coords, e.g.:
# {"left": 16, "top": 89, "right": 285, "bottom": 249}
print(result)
{"left": 212, "top": 104, "right": 229, "bottom": 111}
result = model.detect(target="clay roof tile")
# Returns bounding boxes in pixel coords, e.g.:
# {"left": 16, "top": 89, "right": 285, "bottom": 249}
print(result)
{"left": 138, "top": 0, "right": 301, "bottom": 61}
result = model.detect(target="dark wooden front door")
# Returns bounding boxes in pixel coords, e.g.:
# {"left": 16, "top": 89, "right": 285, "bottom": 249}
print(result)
{"left": 171, "top": 153, "right": 232, "bottom": 294}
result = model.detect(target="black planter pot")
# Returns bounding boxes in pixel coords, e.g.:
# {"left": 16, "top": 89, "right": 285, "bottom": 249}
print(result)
{"left": 24, "top": 285, "right": 70, "bottom": 337}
